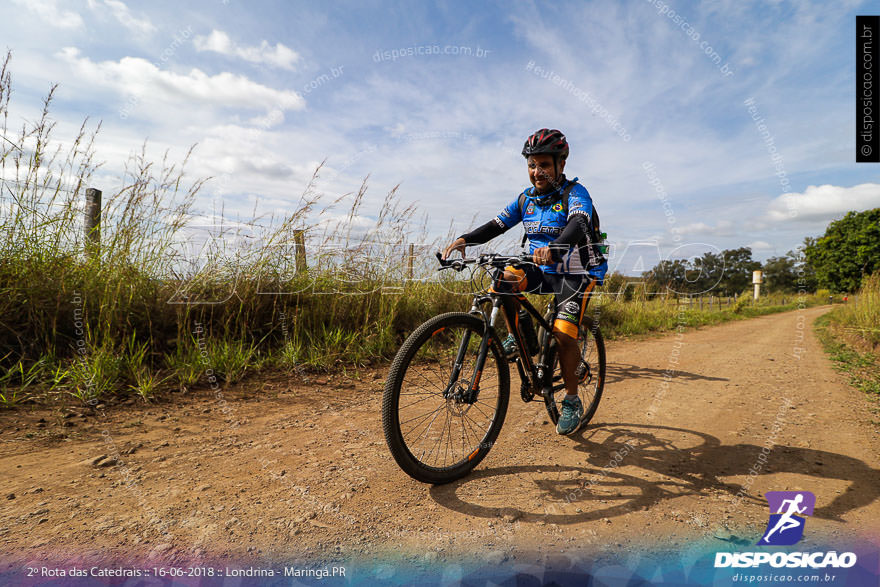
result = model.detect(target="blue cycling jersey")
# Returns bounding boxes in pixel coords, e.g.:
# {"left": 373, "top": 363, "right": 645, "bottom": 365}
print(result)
{"left": 492, "top": 176, "right": 607, "bottom": 280}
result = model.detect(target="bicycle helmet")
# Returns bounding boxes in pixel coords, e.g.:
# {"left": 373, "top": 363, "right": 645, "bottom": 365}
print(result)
{"left": 521, "top": 128, "right": 569, "bottom": 161}
{"left": 522, "top": 128, "right": 569, "bottom": 201}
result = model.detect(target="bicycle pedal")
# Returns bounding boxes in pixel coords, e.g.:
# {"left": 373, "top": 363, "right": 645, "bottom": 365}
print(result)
{"left": 540, "top": 388, "right": 554, "bottom": 399}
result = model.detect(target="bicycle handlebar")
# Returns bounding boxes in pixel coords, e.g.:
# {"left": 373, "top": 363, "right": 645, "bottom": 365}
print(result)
{"left": 435, "top": 251, "right": 537, "bottom": 272}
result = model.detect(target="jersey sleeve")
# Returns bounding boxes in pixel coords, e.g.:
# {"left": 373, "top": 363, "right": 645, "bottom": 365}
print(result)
{"left": 566, "top": 184, "right": 593, "bottom": 223}
{"left": 492, "top": 196, "right": 523, "bottom": 229}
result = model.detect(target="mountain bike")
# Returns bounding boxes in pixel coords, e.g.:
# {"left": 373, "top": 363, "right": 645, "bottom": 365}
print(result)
{"left": 382, "top": 252, "right": 606, "bottom": 484}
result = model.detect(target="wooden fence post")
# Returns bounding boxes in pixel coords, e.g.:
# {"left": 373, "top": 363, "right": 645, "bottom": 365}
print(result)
{"left": 407, "top": 243, "right": 414, "bottom": 280}
{"left": 293, "top": 230, "right": 307, "bottom": 273}
{"left": 84, "top": 187, "right": 101, "bottom": 261}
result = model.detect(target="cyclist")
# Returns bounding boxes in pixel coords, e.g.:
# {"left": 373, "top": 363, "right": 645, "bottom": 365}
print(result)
{"left": 442, "top": 128, "right": 607, "bottom": 435}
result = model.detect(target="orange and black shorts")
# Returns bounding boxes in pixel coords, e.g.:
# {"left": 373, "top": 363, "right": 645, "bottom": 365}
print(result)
{"left": 493, "top": 265, "right": 598, "bottom": 338}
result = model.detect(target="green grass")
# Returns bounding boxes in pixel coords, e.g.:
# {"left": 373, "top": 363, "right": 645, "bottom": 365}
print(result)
{"left": 816, "top": 273, "right": 880, "bottom": 399}
{"left": 0, "top": 357, "right": 46, "bottom": 407}
{"left": 825, "top": 273, "right": 880, "bottom": 346}
{"left": 587, "top": 292, "right": 827, "bottom": 340}
{"left": 0, "top": 51, "right": 463, "bottom": 405}
{"left": 0, "top": 53, "right": 843, "bottom": 408}
{"left": 815, "top": 314, "right": 880, "bottom": 396}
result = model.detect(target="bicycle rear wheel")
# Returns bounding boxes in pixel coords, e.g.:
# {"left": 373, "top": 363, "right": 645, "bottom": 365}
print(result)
{"left": 544, "top": 315, "right": 606, "bottom": 432}
{"left": 382, "top": 312, "right": 510, "bottom": 484}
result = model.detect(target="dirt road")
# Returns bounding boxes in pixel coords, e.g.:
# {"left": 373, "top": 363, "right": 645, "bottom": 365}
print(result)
{"left": 1, "top": 305, "right": 878, "bottom": 568}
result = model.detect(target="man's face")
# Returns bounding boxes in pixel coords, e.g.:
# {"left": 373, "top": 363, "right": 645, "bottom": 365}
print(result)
{"left": 527, "top": 154, "right": 564, "bottom": 193}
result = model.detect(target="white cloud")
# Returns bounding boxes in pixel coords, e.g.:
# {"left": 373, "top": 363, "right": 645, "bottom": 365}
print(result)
{"left": 87, "top": 0, "right": 156, "bottom": 35}
{"left": 56, "top": 47, "right": 305, "bottom": 113}
{"left": 193, "top": 30, "right": 300, "bottom": 71}
{"left": 12, "top": 0, "right": 83, "bottom": 29}
{"left": 4, "top": 1, "right": 870, "bottom": 262}
{"left": 184, "top": 123, "right": 329, "bottom": 200}
{"left": 767, "top": 183, "right": 880, "bottom": 222}
{"left": 748, "top": 240, "right": 773, "bottom": 251}
{"left": 248, "top": 109, "right": 285, "bottom": 129}
{"left": 384, "top": 122, "right": 406, "bottom": 138}
{"left": 674, "top": 220, "right": 736, "bottom": 237}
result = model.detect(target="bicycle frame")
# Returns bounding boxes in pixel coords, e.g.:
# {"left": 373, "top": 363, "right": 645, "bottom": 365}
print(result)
{"left": 456, "top": 269, "right": 563, "bottom": 404}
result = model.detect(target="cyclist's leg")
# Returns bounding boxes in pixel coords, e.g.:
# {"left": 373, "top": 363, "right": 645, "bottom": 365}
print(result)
{"left": 551, "top": 276, "right": 598, "bottom": 396}
{"left": 492, "top": 265, "right": 542, "bottom": 335}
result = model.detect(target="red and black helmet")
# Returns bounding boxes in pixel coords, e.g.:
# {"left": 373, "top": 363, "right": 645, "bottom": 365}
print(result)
{"left": 522, "top": 128, "right": 569, "bottom": 160}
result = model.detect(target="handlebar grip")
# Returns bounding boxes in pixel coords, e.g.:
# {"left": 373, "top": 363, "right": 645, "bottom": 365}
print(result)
{"left": 436, "top": 251, "right": 466, "bottom": 271}
{"left": 436, "top": 252, "right": 459, "bottom": 266}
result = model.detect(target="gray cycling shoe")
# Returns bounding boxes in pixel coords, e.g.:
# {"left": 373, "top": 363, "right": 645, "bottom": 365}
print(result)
{"left": 501, "top": 333, "right": 518, "bottom": 359}
{"left": 556, "top": 394, "right": 583, "bottom": 435}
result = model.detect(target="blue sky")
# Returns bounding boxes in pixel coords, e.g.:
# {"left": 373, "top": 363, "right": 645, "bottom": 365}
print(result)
{"left": 2, "top": 0, "right": 879, "bottom": 275}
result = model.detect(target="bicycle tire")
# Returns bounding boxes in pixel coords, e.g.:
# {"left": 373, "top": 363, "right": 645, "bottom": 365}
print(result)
{"left": 382, "top": 312, "right": 510, "bottom": 484}
{"left": 543, "top": 315, "right": 606, "bottom": 432}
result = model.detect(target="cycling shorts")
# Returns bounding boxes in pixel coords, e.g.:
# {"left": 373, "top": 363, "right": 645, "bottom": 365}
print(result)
{"left": 492, "top": 265, "right": 599, "bottom": 338}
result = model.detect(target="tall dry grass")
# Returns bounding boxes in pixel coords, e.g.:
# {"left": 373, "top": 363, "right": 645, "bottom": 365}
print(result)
{"left": 0, "top": 52, "right": 829, "bottom": 407}
{"left": 0, "top": 52, "right": 462, "bottom": 405}
{"left": 828, "top": 272, "right": 880, "bottom": 346}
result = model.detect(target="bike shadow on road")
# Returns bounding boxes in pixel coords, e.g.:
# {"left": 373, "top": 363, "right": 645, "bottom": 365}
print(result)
{"left": 428, "top": 422, "right": 878, "bottom": 527}
{"left": 604, "top": 363, "right": 728, "bottom": 385}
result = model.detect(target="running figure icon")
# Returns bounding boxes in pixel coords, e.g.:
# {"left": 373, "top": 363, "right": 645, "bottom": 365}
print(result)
{"left": 758, "top": 491, "right": 816, "bottom": 546}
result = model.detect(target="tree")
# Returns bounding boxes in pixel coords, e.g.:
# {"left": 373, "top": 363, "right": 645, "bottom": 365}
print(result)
{"left": 796, "top": 240, "right": 819, "bottom": 292}
{"left": 804, "top": 208, "right": 880, "bottom": 293}
{"left": 762, "top": 253, "right": 798, "bottom": 293}
{"left": 691, "top": 251, "right": 725, "bottom": 295}
{"left": 643, "top": 259, "right": 690, "bottom": 293}
{"left": 720, "top": 247, "right": 761, "bottom": 296}
{"left": 770, "top": 244, "right": 820, "bottom": 293}
{"left": 643, "top": 247, "right": 759, "bottom": 296}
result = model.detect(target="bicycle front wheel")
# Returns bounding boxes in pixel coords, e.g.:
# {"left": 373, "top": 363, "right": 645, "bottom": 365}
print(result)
{"left": 382, "top": 312, "right": 510, "bottom": 484}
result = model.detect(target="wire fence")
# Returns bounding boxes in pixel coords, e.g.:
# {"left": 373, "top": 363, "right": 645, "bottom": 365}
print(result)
{"left": 3, "top": 178, "right": 867, "bottom": 294}
{"left": 0, "top": 179, "right": 439, "bottom": 281}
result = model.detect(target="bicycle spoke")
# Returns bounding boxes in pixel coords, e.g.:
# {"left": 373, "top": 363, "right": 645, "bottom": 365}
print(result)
{"left": 459, "top": 415, "right": 472, "bottom": 461}
{"left": 422, "top": 407, "right": 448, "bottom": 466}
{"left": 461, "top": 412, "right": 484, "bottom": 445}
{"left": 398, "top": 392, "right": 444, "bottom": 412}
{"left": 468, "top": 399, "right": 494, "bottom": 420}
{"left": 401, "top": 403, "right": 446, "bottom": 436}
{"left": 403, "top": 368, "right": 449, "bottom": 396}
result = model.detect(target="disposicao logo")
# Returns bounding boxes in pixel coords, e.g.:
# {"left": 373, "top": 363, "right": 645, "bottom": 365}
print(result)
{"left": 714, "top": 491, "right": 858, "bottom": 570}
{"left": 758, "top": 490, "right": 815, "bottom": 546}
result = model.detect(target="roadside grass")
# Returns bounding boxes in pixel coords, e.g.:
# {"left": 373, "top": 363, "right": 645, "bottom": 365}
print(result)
{"left": 3, "top": 251, "right": 829, "bottom": 409}
{"left": 0, "top": 51, "right": 457, "bottom": 406}
{"left": 826, "top": 273, "right": 880, "bottom": 346}
{"left": 0, "top": 53, "right": 838, "bottom": 408}
{"left": 815, "top": 315, "right": 880, "bottom": 398}
{"left": 590, "top": 291, "right": 827, "bottom": 339}
{"left": 815, "top": 273, "right": 880, "bottom": 405}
